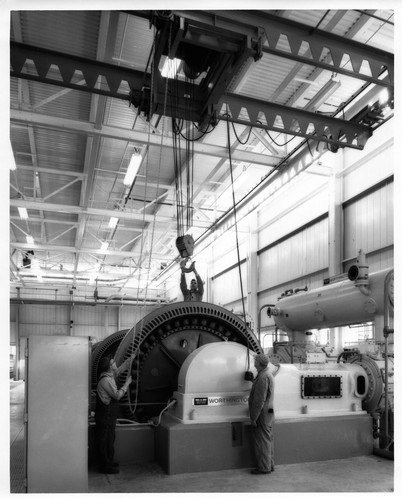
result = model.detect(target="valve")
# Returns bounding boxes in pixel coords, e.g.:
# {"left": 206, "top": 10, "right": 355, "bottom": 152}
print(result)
{"left": 348, "top": 249, "right": 369, "bottom": 286}
{"left": 267, "top": 307, "right": 279, "bottom": 318}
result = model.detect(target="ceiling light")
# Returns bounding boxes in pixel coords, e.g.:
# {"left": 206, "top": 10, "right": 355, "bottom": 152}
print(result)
{"left": 161, "top": 57, "right": 182, "bottom": 79}
{"left": 305, "top": 77, "right": 341, "bottom": 111}
{"left": 108, "top": 217, "right": 119, "bottom": 229}
{"left": 26, "top": 235, "right": 34, "bottom": 244}
{"left": 9, "top": 141, "right": 16, "bottom": 170}
{"left": 18, "top": 207, "right": 28, "bottom": 219}
{"left": 100, "top": 241, "right": 109, "bottom": 252}
{"left": 123, "top": 152, "right": 142, "bottom": 186}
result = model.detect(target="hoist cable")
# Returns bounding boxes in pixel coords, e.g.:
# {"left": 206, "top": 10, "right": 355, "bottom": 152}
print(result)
{"left": 226, "top": 105, "right": 250, "bottom": 370}
{"left": 125, "top": 22, "right": 172, "bottom": 417}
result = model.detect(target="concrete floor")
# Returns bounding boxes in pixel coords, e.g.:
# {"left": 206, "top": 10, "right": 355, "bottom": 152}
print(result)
{"left": 88, "top": 455, "right": 394, "bottom": 493}
{"left": 10, "top": 380, "right": 395, "bottom": 494}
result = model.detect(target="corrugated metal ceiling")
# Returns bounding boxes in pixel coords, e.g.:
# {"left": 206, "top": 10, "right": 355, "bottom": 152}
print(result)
{"left": 9, "top": 8, "right": 394, "bottom": 304}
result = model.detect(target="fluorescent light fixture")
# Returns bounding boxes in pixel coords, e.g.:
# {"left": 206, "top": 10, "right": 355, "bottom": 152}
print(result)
{"left": 26, "top": 235, "right": 34, "bottom": 244}
{"left": 123, "top": 152, "right": 142, "bottom": 186}
{"left": 108, "top": 216, "right": 119, "bottom": 229}
{"left": 305, "top": 77, "right": 341, "bottom": 111}
{"left": 100, "top": 241, "right": 109, "bottom": 252}
{"left": 18, "top": 207, "right": 28, "bottom": 219}
{"left": 9, "top": 141, "right": 16, "bottom": 170}
{"left": 161, "top": 57, "right": 182, "bottom": 79}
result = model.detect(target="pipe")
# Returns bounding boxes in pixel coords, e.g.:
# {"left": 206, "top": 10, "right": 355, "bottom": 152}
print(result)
{"left": 382, "top": 270, "right": 394, "bottom": 449}
{"left": 10, "top": 298, "right": 168, "bottom": 307}
{"left": 257, "top": 304, "right": 275, "bottom": 344}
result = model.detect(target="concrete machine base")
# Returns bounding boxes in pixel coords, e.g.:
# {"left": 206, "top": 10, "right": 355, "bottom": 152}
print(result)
{"left": 88, "top": 423, "right": 155, "bottom": 466}
{"left": 155, "top": 414, "right": 373, "bottom": 475}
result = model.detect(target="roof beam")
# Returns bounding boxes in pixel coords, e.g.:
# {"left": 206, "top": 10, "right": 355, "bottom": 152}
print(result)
{"left": 202, "top": 10, "right": 394, "bottom": 88}
{"left": 10, "top": 241, "right": 168, "bottom": 260}
{"left": 10, "top": 198, "right": 212, "bottom": 228}
{"left": 10, "top": 109, "right": 279, "bottom": 166}
{"left": 218, "top": 93, "right": 372, "bottom": 150}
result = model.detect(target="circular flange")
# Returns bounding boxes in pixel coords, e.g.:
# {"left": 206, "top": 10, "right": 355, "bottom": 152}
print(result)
{"left": 91, "top": 329, "right": 129, "bottom": 390}
{"left": 350, "top": 354, "right": 384, "bottom": 412}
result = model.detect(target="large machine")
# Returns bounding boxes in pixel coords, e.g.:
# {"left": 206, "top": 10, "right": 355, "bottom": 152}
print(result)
{"left": 89, "top": 252, "right": 393, "bottom": 472}
{"left": 90, "top": 304, "right": 261, "bottom": 418}
{"left": 88, "top": 303, "right": 262, "bottom": 471}
{"left": 266, "top": 251, "right": 394, "bottom": 457}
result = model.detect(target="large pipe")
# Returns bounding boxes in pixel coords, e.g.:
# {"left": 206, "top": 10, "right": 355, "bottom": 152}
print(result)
{"left": 271, "top": 268, "right": 393, "bottom": 335}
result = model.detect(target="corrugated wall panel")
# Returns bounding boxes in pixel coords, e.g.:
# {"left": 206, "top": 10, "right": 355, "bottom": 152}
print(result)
{"left": 209, "top": 231, "right": 249, "bottom": 279}
{"left": 12, "top": 304, "right": 155, "bottom": 345}
{"left": 259, "top": 217, "right": 328, "bottom": 291}
{"left": 212, "top": 262, "right": 247, "bottom": 307}
{"left": 73, "top": 306, "right": 104, "bottom": 327}
{"left": 19, "top": 305, "right": 70, "bottom": 329}
{"left": 366, "top": 248, "right": 394, "bottom": 272}
{"left": 343, "top": 120, "right": 393, "bottom": 202}
{"left": 19, "top": 325, "right": 69, "bottom": 337}
{"left": 258, "top": 176, "right": 328, "bottom": 249}
{"left": 343, "top": 182, "right": 393, "bottom": 261}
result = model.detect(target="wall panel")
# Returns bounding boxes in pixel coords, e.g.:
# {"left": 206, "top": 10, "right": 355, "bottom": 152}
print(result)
{"left": 343, "top": 182, "right": 393, "bottom": 260}
{"left": 343, "top": 120, "right": 393, "bottom": 202}
{"left": 212, "top": 262, "right": 247, "bottom": 307}
{"left": 259, "top": 217, "right": 328, "bottom": 291}
{"left": 259, "top": 180, "right": 328, "bottom": 250}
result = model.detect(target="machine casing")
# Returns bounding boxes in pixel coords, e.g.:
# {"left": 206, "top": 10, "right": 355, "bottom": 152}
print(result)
{"left": 156, "top": 342, "right": 373, "bottom": 474}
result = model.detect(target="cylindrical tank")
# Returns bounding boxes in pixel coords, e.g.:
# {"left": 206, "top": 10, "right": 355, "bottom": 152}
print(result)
{"left": 271, "top": 268, "right": 393, "bottom": 334}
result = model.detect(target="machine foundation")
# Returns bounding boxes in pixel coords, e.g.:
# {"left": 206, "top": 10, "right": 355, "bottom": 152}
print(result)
{"left": 155, "top": 413, "right": 373, "bottom": 474}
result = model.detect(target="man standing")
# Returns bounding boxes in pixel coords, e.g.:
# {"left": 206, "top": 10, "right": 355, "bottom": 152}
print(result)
{"left": 95, "top": 356, "right": 133, "bottom": 474}
{"left": 248, "top": 353, "right": 275, "bottom": 474}
{"left": 180, "top": 258, "right": 204, "bottom": 301}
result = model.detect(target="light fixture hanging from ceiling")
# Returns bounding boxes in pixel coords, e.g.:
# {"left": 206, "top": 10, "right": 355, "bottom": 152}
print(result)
{"left": 160, "top": 57, "right": 182, "bottom": 79}
{"left": 18, "top": 207, "right": 28, "bottom": 219}
{"left": 108, "top": 217, "right": 119, "bottom": 229}
{"left": 123, "top": 151, "right": 142, "bottom": 186}
{"left": 304, "top": 76, "right": 341, "bottom": 111}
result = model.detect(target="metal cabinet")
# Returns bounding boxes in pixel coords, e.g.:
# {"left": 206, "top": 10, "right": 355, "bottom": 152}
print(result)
{"left": 25, "top": 336, "right": 89, "bottom": 493}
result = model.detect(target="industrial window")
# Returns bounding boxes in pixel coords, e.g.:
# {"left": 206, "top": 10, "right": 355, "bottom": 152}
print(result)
{"left": 301, "top": 375, "right": 342, "bottom": 399}
{"left": 344, "top": 322, "right": 374, "bottom": 344}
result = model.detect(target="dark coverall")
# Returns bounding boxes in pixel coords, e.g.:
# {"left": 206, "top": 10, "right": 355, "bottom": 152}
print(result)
{"left": 248, "top": 367, "right": 275, "bottom": 472}
{"left": 95, "top": 376, "right": 119, "bottom": 470}
{"left": 95, "top": 358, "right": 130, "bottom": 470}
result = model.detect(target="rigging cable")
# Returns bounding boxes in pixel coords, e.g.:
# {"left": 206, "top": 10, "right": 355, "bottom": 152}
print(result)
{"left": 225, "top": 104, "right": 250, "bottom": 371}
{"left": 123, "top": 20, "right": 172, "bottom": 418}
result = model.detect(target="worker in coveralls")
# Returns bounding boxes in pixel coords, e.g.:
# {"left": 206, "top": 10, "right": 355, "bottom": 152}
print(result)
{"left": 95, "top": 356, "right": 133, "bottom": 474}
{"left": 248, "top": 353, "right": 275, "bottom": 474}
{"left": 180, "top": 258, "right": 204, "bottom": 301}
